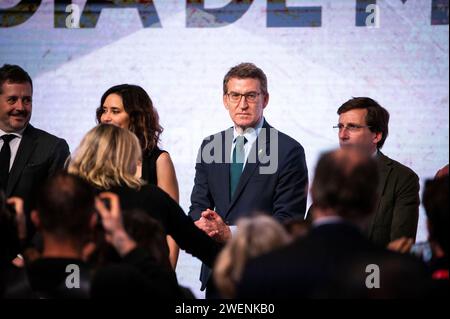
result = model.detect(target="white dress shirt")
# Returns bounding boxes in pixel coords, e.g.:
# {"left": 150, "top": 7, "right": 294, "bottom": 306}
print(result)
{"left": 230, "top": 116, "right": 265, "bottom": 171}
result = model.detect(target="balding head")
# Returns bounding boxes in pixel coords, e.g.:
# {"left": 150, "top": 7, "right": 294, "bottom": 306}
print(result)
{"left": 34, "top": 172, "right": 96, "bottom": 242}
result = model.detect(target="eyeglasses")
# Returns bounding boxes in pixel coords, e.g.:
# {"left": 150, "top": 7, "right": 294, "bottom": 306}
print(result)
{"left": 333, "top": 124, "right": 371, "bottom": 132}
{"left": 226, "top": 92, "right": 261, "bottom": 104}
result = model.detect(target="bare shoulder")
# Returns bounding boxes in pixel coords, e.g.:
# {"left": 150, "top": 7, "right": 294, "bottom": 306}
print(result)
{"left": 156, "top": 151, "right": 174, "bottom": 168}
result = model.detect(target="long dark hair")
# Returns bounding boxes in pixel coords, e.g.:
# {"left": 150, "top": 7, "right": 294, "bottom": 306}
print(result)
{"left": 96, "top": 84, "right": 163, "bottom": 153}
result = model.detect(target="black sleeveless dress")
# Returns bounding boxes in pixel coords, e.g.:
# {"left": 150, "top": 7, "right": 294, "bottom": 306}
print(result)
{"left": 141, "top": 147, "right": 167, "bottom": 185}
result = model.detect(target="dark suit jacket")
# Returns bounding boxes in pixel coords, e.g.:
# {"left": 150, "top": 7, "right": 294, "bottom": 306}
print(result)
{"left": 368, "top": 151, "right": 420, "bottom": 247}
{"left": 237, "top": 222, "right": 430, "bottom": 298}
{"left": 189, "top": 119, "right": 308, "bottom": 290}
{"left": 6, "top": 124, "right": 69, "bottom": 203}
{"left": 5, "top": 124, "right": 69, "bottom": 242}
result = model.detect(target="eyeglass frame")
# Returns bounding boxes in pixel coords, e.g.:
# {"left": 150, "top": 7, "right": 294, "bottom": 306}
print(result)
{"left": 333, "top": 123, "right": 372, "bottom": 132}
{"left": 225, "top": 91, "right": 262, "bottom": 104}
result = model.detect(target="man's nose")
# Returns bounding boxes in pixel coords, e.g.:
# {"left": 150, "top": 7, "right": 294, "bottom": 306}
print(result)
{"left": 238, "top": 96, "right": 249, "bottom": 109}
{"left": 339, "top": 129, "right": 349, "bottom": 140}
{"left": 15, "top": 99, "right": 25, "bottom": 110}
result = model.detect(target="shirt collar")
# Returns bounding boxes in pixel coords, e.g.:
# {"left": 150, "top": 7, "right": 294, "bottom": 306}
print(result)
{"left": 233, "top": 116, "right": 265, "bottom": 144}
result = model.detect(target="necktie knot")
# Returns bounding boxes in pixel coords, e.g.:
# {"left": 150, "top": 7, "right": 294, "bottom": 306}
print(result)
{"left": 1, "top": 134, "right": 17, "bottom": 144}
{"left": 234, "top": 135, "right": 247, "bottom": 145}
{"left": 233, "top": 135, "right": 246, "bottom": 164}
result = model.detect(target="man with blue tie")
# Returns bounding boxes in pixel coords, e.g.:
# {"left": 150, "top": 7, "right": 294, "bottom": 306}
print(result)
{"left": 189, "top": 63, "right": 308, "bottom": 298}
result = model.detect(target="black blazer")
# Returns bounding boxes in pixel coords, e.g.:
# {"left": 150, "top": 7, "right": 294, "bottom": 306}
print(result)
{"left": 237, "top": 222, "right": 430, "bottom": 298}
{"left": 5, "top": 125, "right": 69, "bottom": 242}
{"left": 6, "top": 124, "right": 69, "bottom": 202}
{"left": 107, "top": 184, "right": 222, "bottom": 268}
{"left": 368, "top": 152, "right": 420, "bottom": 247}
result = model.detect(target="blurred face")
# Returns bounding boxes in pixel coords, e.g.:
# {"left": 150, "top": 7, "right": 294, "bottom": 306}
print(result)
{"left": 100, "top": 93, "right": 130, "bottom": 129}
{"left": 223, "top": 77, "right": 269, "bottom": 132}
{"left": 338, "top": 108, "right": 381, "bottom": 155}
{"left": 0, "top": 81, "right": 32, "bottom": 133}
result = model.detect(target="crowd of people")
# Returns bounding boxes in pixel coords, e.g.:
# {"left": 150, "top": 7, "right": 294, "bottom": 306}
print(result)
{"left": 0, "top": 63, "right": 448, "bottom": 299}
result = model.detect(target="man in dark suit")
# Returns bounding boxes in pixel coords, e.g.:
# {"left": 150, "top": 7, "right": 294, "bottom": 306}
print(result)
{"left": 335, "top": 97, "right": 419, "bottom": 247}
{"left": 0, "top": 64, "right": 69, "bottom": 238}
{"left": 189, "top": 63, "right": 308, "bottom": 297}
{"left": 238, "top": 149, "right": 429, "bottom": 298}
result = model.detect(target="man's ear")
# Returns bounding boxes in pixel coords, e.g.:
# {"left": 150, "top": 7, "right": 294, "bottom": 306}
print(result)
{"left": 373, "top": 132, "right": 382, "bottom": 145}
{"left": 262, "top": 93, "right": 269, "bottom": 109}
{"left": 223, "top": 94, "right": 229, "bottom": 110}
{"left": 31, "top": 210, "right": 40, "bottom": 228}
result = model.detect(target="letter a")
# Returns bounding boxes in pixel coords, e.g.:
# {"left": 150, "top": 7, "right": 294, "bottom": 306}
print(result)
{"left": 65, "top": 264, "right": 80, "bottom": 289}
{"left": 365, "top": 264, "right": 380, "bottom": 289}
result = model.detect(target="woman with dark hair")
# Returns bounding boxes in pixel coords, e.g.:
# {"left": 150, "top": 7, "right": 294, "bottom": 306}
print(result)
{"left": 96, "top": 84, "right": 180, "bottom": 268}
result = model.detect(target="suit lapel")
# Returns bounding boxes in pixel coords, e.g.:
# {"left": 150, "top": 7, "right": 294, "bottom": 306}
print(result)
{"left": 376, "top": 151, "right": 392, "bottom": 197}
{"left": 225, "top": 120, "right": 271, "bottom": 216}
{"left": 368, "top": 151, "right": 392, "bottom": 236}
{"left": 216, "top": 128, "right": 233, "bottom": 212}
{"left": 6, "top": 125, "right": 37, "bottom": 196}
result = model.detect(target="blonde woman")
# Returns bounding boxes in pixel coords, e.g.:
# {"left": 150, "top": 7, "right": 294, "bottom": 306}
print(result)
{"left": 213, "top": 215, "right": 291, "bottom": 298}
{"left": 68, "top": 124, "right": 221, "bottom": 268}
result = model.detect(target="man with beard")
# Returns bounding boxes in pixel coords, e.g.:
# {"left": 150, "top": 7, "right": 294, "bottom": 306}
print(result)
{"left": 0, "top": 64, "right": 69, "bottom": 240}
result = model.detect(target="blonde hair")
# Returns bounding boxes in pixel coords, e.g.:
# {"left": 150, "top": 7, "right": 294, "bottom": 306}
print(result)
{"left": 213, "top": 215, "right": 291, "bottom": 298}
{"left": 68, "top": 124, "right": 143, "bottom": 189}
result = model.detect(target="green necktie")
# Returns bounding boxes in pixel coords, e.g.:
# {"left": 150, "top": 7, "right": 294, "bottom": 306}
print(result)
{"left": 230, "top": 135, "right": 246, "bottom": 199}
